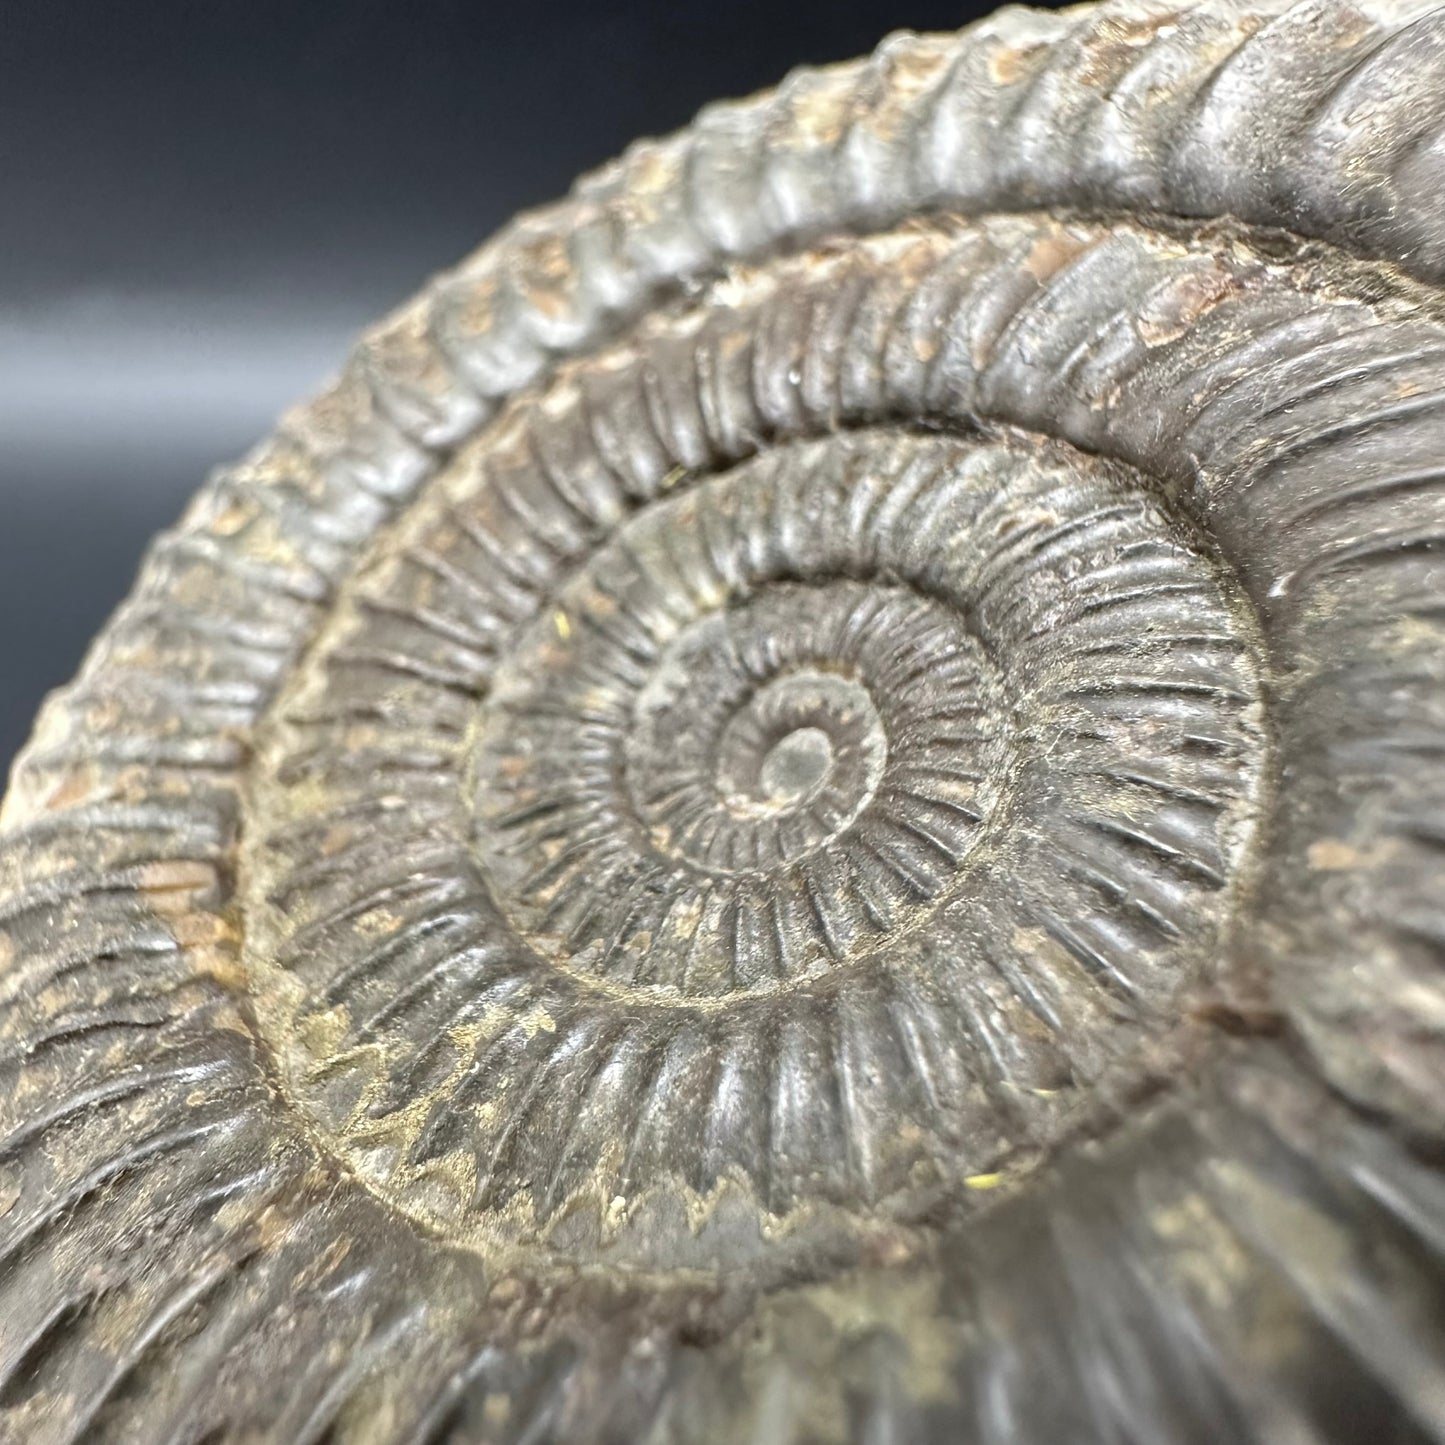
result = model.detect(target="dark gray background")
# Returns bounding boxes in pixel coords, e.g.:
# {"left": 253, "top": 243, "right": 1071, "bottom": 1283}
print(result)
{"left": 0, "top": 0, "right": 1019, "bottom": 776}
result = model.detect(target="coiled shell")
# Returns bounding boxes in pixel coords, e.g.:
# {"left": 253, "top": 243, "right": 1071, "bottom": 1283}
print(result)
{"left": 3, "top": 2, "right": 1445, "bottom": 1440}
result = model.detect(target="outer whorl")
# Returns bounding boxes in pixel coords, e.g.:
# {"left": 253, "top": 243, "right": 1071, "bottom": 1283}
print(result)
{"left": 4, "top": 3, "right": 1445, "bottom": 1441}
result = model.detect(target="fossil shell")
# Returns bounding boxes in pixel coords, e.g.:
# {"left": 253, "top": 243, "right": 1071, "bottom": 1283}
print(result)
{"left": 4, "top": 2, "right": 1445, "bottom": 1440}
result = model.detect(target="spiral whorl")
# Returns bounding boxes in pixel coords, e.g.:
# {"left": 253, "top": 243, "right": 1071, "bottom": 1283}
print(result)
{"left": 3, "top": 4, "right": 1445, "bottom": 1441}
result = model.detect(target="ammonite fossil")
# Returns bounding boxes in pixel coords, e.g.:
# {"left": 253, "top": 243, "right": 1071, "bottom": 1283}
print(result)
{"left": 4, "top": 1, "right": 1445, "bottom": 1439}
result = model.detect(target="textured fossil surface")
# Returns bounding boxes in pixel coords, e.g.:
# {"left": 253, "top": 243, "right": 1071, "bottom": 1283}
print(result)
{"left": 4, "top": 1, "right": 1445, "bottom": 1440}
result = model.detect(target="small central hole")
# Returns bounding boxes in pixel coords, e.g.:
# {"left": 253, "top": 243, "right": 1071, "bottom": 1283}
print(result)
{"left": 759, "top": 727, "right": 834, "bottom": 804}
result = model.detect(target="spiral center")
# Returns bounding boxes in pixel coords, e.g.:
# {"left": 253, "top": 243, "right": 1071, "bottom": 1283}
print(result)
{"left": 707, "top": 668, "right": 887, "bottom": 845}
{"left": 758, "top": 727, "right": 832, "bottom": 805}
{"left": 470, "top": 557, "right": 1005, "bottom": 998}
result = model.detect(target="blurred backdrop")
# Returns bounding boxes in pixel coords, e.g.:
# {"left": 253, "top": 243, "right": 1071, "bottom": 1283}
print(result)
{"left": 0, "top": 0, "right": 1034, "bottom": 775}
